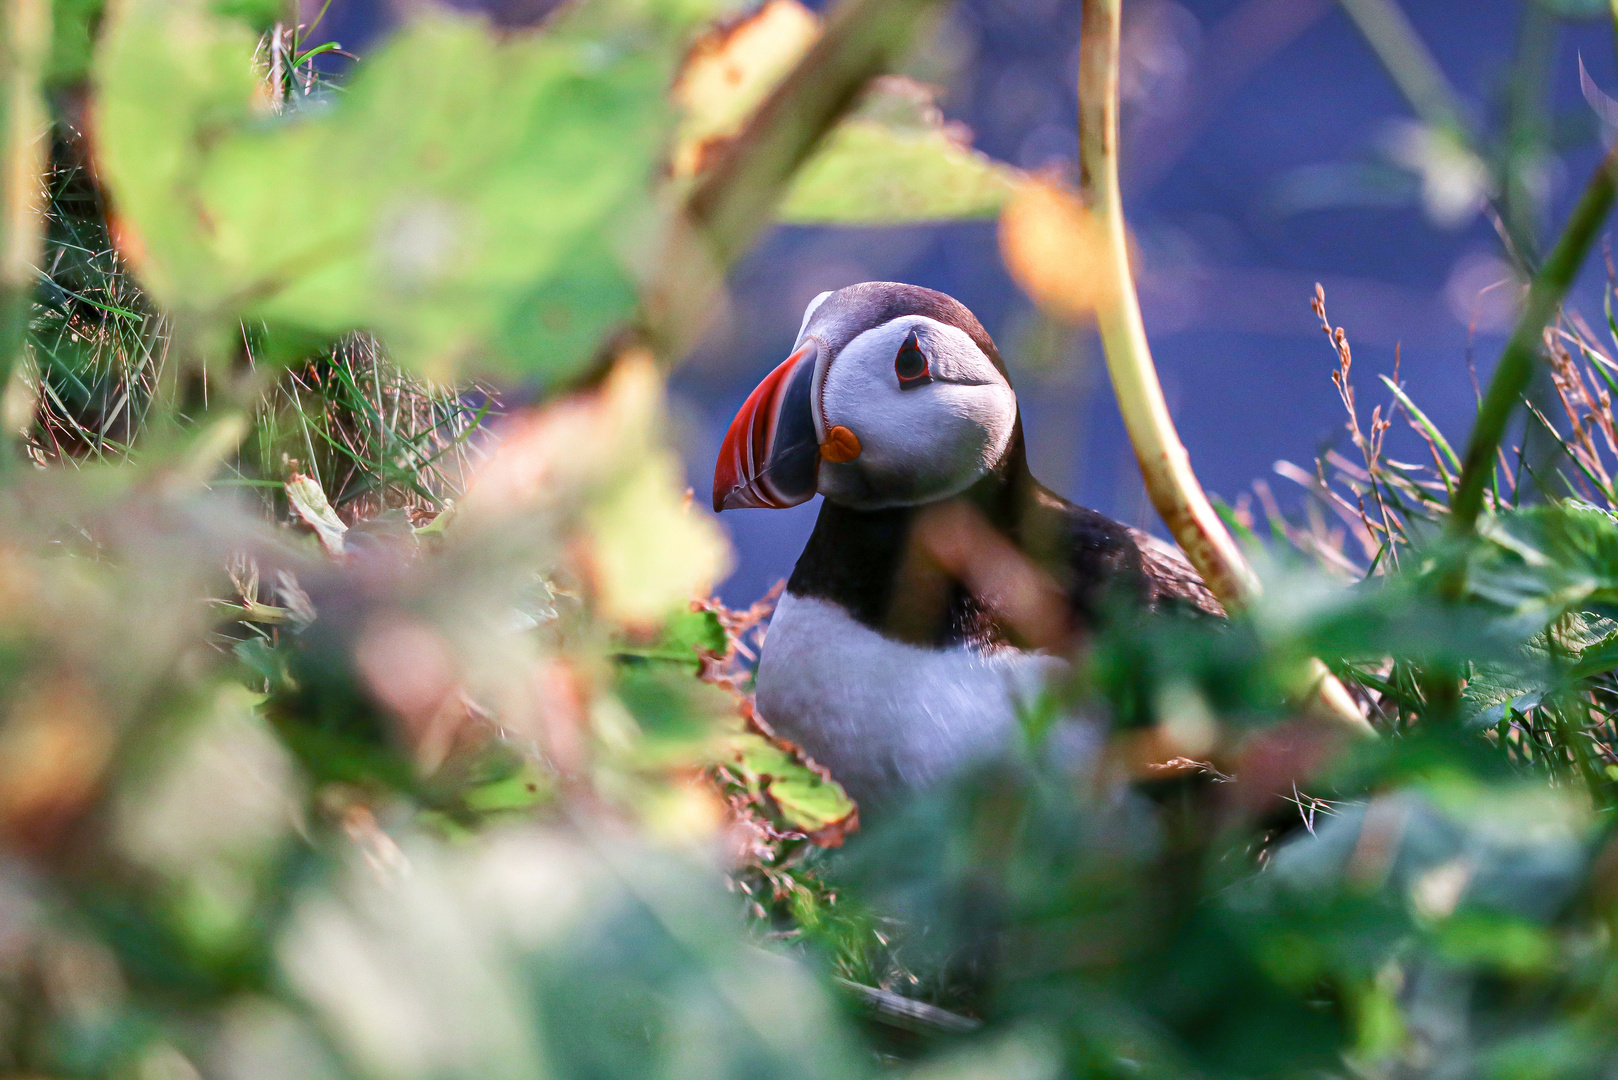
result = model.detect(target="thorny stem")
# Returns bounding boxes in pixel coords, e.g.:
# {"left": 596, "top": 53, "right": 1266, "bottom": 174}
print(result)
{"left": 1451, "top": 144, "right": 1618, "bottom": 532}
{"left": 0, "top": 0, "right": 49, "bottom": 473}
{"left": 1078, "top": 0, "right": 1373, "bottom": 737}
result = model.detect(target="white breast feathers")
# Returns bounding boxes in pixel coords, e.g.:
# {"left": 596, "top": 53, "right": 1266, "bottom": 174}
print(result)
{"left": 755, "top": 592, "right": 1073, "bottom": 807}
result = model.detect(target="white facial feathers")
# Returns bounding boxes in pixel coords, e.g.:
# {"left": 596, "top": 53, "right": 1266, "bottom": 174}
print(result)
{"left": 814, "top": 315, "right": 1017, "bottom": 509}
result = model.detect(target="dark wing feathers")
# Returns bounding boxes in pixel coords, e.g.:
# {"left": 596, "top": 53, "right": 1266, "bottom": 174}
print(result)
{"left": 1127, "top": 528, "right": 1227, "bottom": 617}
{"left": 1016, "top": 484, "right": 1225, "bottom": 627}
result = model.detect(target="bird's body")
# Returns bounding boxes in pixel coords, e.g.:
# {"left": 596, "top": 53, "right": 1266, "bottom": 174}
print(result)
{"left": 758, "top": 589, "right": 1064, "bottom": 804}
{"left": 714, "top": 283, "right": 1218, "bottom": 806}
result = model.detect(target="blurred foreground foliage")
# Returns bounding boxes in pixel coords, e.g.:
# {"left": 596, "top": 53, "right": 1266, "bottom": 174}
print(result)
{"left": 9, "top": 1, "right": 1618, "bottom": 1079}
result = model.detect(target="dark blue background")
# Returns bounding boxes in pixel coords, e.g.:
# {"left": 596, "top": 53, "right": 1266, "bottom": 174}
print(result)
{"left": 309, "top": 0, "right": 1618, "bottom": 605}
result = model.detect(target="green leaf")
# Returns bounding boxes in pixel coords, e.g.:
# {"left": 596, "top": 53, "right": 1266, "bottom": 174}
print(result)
{"left": 669, "top": 6, "right": 1014, "bottom": 226}
{"left": 614, "top": 667, "right": 721, "bottom": 759}
{"left": 234, "top": 638, "right": 294, "bottom": 690}
{"left": 1460, "top": 660, "right": 1546, "bottom": 729}
{"left": 47, "top": 0, "right": 105, "bottom": 86}
{"left": 666, "top": 607, "right": 727, "bottom": 655}
{"left": 1470, "top": 503, "right": 1618, "bottom": 627}
{"left": 1572, "top": 625, "right": 1618, "bottom": 680}
{"left": 452, "top": 755, "right": 551, "bottom": 814}
{"left": 94, "top": 0, "right": 719, "bottom": 381}
{"left": 614, "top": 608, "right": 728, "bottom": 668}
{"left": 777, "top": 80, "right": 1020, "bottom": 224}
{"left": 584, "top": 449, "right": 732, "bottom": 628}
{"left": 1435, "top": 913, "right": 1557, "bottom": 976}
{"left": 727, "top": 732, "right": 858, "bottom": 844}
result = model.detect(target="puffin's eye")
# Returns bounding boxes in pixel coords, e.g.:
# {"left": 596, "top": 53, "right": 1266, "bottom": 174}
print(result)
{"left": 895, "top": 330, "right": 931, "bottom": 389}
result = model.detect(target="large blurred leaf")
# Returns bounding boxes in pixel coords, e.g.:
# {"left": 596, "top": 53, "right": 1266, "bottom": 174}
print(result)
{"left": 671, "top": 0, "right": 1020, "bottom": 225}
{"left": 278, "top": 826, "right": 866, "bottom": 1080}
{"left": 585, "top": 451, "right": 732, "bottom": 628}
{"left": 453, "top": 355, "right": 732, "bottom": 627}
{"left": 1468, "top": 502, "right": 1618, "bottom": 631}
{"left": 94, "top": 0, "right": 720, "bottom": 380}
{"left": 671, "top": 0, "right": 821, "bottom": 177}
{"left": 47, "top": 0, "right": 106, "bottom": 85}
{"left": 778, "top": 79, "right": 1020, "bottom": 224}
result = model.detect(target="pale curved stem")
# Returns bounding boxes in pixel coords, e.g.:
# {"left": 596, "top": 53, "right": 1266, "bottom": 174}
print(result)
{"left": 1078, "top": 0, "right": 1373, "bottom": 737}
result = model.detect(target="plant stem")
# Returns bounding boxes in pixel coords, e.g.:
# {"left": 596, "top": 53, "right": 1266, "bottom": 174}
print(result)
{"left": 1078, "top": 0, "right": 1373, "bottom": 736}
{"left": 1078, "top": 0, "right": 1255, "bottom": 604}
{"left": 0, "top": 0, "right": 49, "bottom": 471}
{"left": 1451, "top": 145, "right": 1618, "bottom": 532}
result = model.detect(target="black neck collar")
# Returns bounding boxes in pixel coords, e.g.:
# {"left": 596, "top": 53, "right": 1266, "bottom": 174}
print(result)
{"left": 785, "top": 426, "right": 1037, "bottom": 648}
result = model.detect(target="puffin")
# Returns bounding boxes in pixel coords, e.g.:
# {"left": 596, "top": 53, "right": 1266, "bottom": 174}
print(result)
{"left": 713, "top": 282, "right": 1221, "bottom": 806}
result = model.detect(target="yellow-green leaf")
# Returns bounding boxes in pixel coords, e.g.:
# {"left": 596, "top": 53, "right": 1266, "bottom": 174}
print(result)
{"left": 727, "top": 732, "right": 858, "bottom": 845}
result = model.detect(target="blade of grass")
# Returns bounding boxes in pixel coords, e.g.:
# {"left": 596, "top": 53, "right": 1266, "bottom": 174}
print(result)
{"left": 1611, "top": 0, "right": 1618, "bottom": 69}
{"left": 36, "top": 269, "right": 145, "bottom": 321}
{"left": 1335, "top": 0, "right": 1472, "bottom": 137}
{"left": 1380, "top": 373, "right": 1462, "bottom": 474}
{"left": 304, "top": 0, "right": 335, "bottom": 39}
{"left": 292, "top": 42, "right": 341, "bottom": 68}
{"left": 1452, "top": 145, "right": 1618, "bottom": 532}
{"left": 1579, "top": 340, "right": 1618, "bottom": 402}
{"left": 1525, "top": 399, "right": 1616, "bottom": 504}
{"left": 1079, "top": 0, "right": 1373, "bottom": 736}
{"left": 1336, "top": 0, "right": 1537, "bottom": 268}
{"left": 1499, "top": 0, "right": 1558, "bottom": 261}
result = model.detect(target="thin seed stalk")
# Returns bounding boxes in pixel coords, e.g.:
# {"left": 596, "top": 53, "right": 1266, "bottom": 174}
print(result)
{"left": 1078, "top": 0, "right": 1373, "bottom": 736}
{"left": 1451, "top": 144, "right": 1618, "bottom": 532}
{"left": 0, "top": 0, "right": 49, "bottom": 469}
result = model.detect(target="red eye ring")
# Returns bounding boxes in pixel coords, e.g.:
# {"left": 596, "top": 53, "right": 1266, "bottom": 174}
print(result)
{"left": 895, "top": 330, "right": 931, "bottom": 389}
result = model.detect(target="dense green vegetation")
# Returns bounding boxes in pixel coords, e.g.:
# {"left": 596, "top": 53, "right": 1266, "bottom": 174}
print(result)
{"left": 8, "top": 1, "right": 1618, "bottom": 1078}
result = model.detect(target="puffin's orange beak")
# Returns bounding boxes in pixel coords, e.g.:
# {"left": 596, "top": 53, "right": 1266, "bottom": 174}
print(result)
{"left": 713, "top": 341, "right": 822, "bottom": 512}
